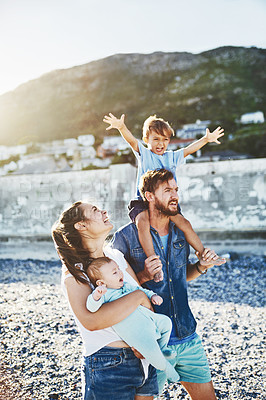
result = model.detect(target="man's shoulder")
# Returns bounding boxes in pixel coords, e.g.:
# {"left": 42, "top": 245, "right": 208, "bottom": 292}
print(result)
{"left": 170, "top": 222, "right": 186, "bottom": 240}
{"left": 111, "top": 222, "right": 139, "bottom": 250}
{"left": 169, "top": 222, "right": 190, "bottom": 256}
{"left": 114, "top": 222, "right": 137, "bottom": 236}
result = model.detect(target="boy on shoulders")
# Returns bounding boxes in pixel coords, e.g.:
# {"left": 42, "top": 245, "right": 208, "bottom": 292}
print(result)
{"left": 103, "top": 113, "right": 224, "bottom": 281}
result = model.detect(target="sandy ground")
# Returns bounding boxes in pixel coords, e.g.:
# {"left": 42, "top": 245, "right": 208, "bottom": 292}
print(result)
{"left": 0, "top": 254, "right": 265, "bottom": 400}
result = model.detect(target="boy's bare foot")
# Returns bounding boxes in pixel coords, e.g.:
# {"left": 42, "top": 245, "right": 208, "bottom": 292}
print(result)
{"left": 154, "top": 270, "right": 164, "bottom": 282}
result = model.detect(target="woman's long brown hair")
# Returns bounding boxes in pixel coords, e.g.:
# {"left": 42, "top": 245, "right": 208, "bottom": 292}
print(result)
{"left": 52, "top": 201, "right": 94, "bottom": 285}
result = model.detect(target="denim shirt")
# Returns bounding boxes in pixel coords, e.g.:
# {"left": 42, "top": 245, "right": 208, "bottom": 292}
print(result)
{"left": 111, "top": 222, "right": 197, "bottom": 340}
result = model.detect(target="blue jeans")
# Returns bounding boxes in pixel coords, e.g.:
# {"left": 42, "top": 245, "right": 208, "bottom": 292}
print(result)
{"left": 82, "top": 346, "right": 158, "bottom": 400}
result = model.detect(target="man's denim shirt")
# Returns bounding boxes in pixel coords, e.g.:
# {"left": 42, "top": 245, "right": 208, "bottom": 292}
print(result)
{"left": 111, "top": 221, "right": 197, "bottom": 340}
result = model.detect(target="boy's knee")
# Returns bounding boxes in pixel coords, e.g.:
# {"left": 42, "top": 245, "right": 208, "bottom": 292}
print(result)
{"left": 181, "top": 216, "right": 192, "bottom": 231}
{"left": 136, "top": 211, "right": 149, "bottom": 228}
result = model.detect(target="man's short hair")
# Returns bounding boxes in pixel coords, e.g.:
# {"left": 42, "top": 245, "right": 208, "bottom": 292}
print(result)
{"left": 139, "top": 169, "right": 175, "bottom": 201}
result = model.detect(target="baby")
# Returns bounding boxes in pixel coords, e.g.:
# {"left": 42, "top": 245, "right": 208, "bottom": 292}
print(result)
{"left": 85, "top": 256, "right": 180, "bottom": 382}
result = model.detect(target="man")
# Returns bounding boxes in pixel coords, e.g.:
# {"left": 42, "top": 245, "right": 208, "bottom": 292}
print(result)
{"left": 111, "top": 168, "right": 225, "bottom": 400}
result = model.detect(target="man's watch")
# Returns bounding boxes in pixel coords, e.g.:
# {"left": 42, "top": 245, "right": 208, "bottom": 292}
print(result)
{"left": 196, "top": 261, "right": 207, "bottom": 275}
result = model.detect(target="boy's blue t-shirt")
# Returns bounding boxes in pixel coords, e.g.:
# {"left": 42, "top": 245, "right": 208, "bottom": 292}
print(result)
{"left": 133, "top": 140, "right": 185, "bottom": 197}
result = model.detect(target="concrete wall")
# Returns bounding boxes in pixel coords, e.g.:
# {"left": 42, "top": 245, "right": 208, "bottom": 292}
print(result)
{"left": 0, "top": 159, "right": 265, "bottom": 239}
{"left": 177, "top": 158, "right": 266, "bottom": 233}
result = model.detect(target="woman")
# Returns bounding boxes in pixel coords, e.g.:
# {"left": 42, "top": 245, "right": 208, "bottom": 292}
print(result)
{"left": 52, "top": 201, "right": 159, "bottom": 400}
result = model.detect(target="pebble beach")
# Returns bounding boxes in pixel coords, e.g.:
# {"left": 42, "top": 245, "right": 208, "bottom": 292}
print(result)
{"left": 0, "top": 249, "right": 265, "bottom": 400}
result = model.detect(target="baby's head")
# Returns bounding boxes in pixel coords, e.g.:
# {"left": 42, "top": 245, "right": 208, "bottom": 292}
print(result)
{"left": 142, "top": 115, "right": 174, "bottom": 155}
{"left": 86, "top": 257, "right": 124, "bottom": 289}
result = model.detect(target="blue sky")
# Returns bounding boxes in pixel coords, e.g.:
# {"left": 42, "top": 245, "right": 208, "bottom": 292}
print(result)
{"left": 0, "top": 0, "right": 265, "bottom": 95}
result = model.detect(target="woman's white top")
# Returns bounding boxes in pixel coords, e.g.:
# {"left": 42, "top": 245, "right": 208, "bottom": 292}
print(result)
{"left": 61, "top": 246, "right": 140, "bottom": 356}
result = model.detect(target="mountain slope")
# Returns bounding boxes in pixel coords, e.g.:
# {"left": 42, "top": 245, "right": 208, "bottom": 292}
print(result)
{"left": 0, "top": 46, "right": 265, "bottom": 146}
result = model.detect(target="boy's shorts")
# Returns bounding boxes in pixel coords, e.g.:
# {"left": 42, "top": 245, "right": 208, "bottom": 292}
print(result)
{"left": 156, "top": 334, "right": 212, "bottom": 393}
{"left": 128, "top": 198, "right": 181, "bottom": 222}
{"left": 128, "top": 199, "right": 149, "bottom": 222}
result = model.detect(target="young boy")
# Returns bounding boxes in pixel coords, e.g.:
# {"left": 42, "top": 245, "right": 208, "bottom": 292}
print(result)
{"left": 85, "top": 256, "right": 180, "bottom": 383}
{"left": 103, "top": 113, "right": 224, "bottom": 281}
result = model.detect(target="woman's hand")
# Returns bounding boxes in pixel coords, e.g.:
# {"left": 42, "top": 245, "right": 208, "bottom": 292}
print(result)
{"left": 131, "top": 347, "right": 144, "bottom": 359}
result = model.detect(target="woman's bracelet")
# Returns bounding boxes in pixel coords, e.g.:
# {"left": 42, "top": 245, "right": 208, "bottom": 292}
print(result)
{"left": 196, "top": 261, "right": 207, "bottom": 275}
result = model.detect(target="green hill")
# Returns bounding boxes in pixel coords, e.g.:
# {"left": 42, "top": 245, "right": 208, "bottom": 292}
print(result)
{"left": 0, "top": 46, "right": 265, "bottom": 155}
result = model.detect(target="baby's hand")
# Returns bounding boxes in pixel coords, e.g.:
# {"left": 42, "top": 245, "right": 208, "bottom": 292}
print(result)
{"left": 151, "top": 294, "right": 163, "bottom": 305}
{"left": 93, "top": 285, "right": 107, "bottom": 301}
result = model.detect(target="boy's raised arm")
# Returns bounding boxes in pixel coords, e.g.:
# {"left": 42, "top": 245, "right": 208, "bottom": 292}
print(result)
{"left": 183, "top": 126, "right": 224, "bottom": 157}
{"left": 103, "top": 113, "right": 139, "bottom": 153}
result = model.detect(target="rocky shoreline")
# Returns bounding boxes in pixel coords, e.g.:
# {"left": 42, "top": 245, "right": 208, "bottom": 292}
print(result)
{"left": 0, "top": 254, "right": 265, "bottom": 399}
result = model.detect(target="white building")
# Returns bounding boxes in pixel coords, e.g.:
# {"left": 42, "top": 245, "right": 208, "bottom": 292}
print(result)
{"left": 79, "top": 147, "right": 96, "bottom": 160}
{"left": 176, "top": 119, "right": 211, "bottom": 139}
{"left": 102, "top": 136, "right": 129, "bottom": 149}
{"left": 0, "top": 144, "right": 27, "bottom": 160}
{"left": 3, "top": 161, "right": 17, "bottom": 173}
{"left": 78, "top": 134, "right": 95, "bottom": 146}
{"left": 40, "top": 138, "right": 79, "bottom": 157}
{"left": 97, "top": 136, "right": 130, "bottom": 158}
{"left": 64, "top": 138, "right": 78, "bottom": 146}
{"left": 240, "top": 111, "right": 264, "bottom": 124}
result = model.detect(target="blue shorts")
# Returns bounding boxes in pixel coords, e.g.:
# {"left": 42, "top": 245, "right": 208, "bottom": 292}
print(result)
{"left": 82, "top": 346, "right": 158, "bottom": 399}
{"left": 157, "top": 334, "right": 212, "bottom": 393}
{"left": 128, "top": 199, "right": 149, "bottom": 222}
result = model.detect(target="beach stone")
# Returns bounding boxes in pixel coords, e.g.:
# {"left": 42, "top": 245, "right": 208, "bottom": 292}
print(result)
{"left": 0, "top": 255, "right": 264, "bottom": 399}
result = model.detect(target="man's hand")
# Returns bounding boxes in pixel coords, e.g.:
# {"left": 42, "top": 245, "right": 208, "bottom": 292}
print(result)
{"left": 151, "top": 294, "right": 163, "bottom": 305}
{"left": 196, "top": 248, "right": 226, "bottom": 270}
{"left": 142, "top": 255, "right": 163, "bottom": 283}
{"left": 103, "top": 113, "right": 125, "bottom": 131}
{"left": 205, "top": 126, "right": 224, "bottom": 144}
{"left": 92, "top": 285, "right": 107, "bottom": 301}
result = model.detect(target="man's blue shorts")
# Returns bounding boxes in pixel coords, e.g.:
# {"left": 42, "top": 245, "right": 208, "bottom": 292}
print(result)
{"left": 157, "top": 334, "right": 212, "bottom": 393}
{"left": 82, "top": 346, "right": 158, "bottom": 399}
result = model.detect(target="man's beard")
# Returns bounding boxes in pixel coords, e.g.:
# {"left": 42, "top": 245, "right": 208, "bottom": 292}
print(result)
{"left": 154, "top": 197, "right": 179, "bottom": 216}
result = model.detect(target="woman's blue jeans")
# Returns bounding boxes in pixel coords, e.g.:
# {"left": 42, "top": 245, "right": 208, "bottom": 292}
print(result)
{"left": 82, "top": 346, "right": 158, "bottom": 400}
